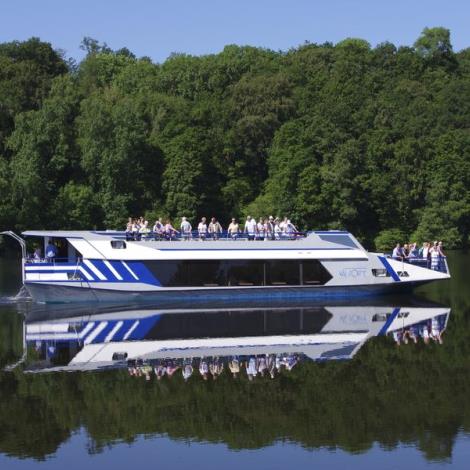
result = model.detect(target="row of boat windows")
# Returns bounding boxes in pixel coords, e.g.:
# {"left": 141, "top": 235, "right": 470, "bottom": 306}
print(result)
{"left": 145, "top": 260, "right": 333, "bottom": 287}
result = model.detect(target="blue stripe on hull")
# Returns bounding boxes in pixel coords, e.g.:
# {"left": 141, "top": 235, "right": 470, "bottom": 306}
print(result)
{"left": 25, "top": 282, "right": 418, "bottom": 304}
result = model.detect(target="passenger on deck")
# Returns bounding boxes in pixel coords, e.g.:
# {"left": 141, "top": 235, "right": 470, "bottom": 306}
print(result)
{"left": 419, "top": 242, "right": 431, "bottom": 267}
{"left": 228, "top": 357, "right": 240, "bottom": 378}
{"left": 257, "top": 355, "right": 267, "bottom": 376}
{"left": 181, "top": 217, "right": 192, "bottom": 240}
{"left": 199, "top": 358, "right": 209, "bottom": 380}
{"left": 154, "top": 363, "right": 167, "bottom": 380}
{"left": 209, "top": 357, "right": 224, "bottom": 380}
{"left": 274, "top": 220, "right": 282, "bottom": 240}
{"left": 408, "top": 243, "right": 418, "bottom": 259}
{"left": 407, "top": 324, "right": 419, "bottom": 344}
{"left": 228, "top": 218, "right": 239, "bottom": 240}
{"left": 267, "top": 354, "right": 276, "bottom": 379}
{"left": 392, "top": 330, "right": 404, "bottom": 346}
{"left": 45, "top": 241, "right": 58, "bottom": 261}
{"left": 208, "top": 217, "right": 223, "bottom": 240}
{"left": 420, "top": 322, "right": 431, "bottom": 344}
{"left": 126, "top": 218, "right": 133, "bottom": 241}
{"left": 153, "top": 218, "right": 164, "bottom": 240}
{"left": 244, "top": 216, "right": 257, "bottom": 241}
{"left": 246, "top": 356, "right": 258, "bottom": 381}
{"left": 437, "top": 241, "right": 446, "bottom": 271}
{"left": 392, "top": 243, "right": 403, "bottom": 260}
{"left": 431, "top": 315, "right": 446, "bottom": 344}
{"left": 141, "top": 363, "right": 153, "bottom": 381}
{"left": 285, "top": 219, "right": 297, "bottom": 239}
{"left": 257, "top": 218, "right": 266, "bottom": 240}
{"left": 131, "top": 219, "right": 140, "bottom": 240}
{"left": 267, "top": 216, "right": 275, "bottom": 240}
{"left": 166, "top": 360, "right": 180, "bottom": 378}
{"left": 182, "top": 361, "right": 194, "bottom": 382}
{"left": 33, "top": 246, "right": 42, "bottom": 261}
{"left": 164, "top": 221, "right": 178, "bottom": 240}
{"left": 198, "top": 217, "right": 208, "bottom": 240}
{"left": 402, "top": 244, "right": 410, "bottom": 259}
{"left": 139, "top": 221, "right": 151, "bottom": 240}
{"left": 430, "top": 242, "right": 440, "bottom": 270}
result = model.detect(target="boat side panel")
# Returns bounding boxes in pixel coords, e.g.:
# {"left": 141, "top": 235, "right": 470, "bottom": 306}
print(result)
{"left": 25, "top": 282, "right": 417, "bottom": 304}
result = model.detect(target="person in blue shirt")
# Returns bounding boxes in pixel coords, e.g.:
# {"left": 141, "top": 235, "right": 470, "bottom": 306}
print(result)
{"left": 45, "top": 241, "right": 57, "bottom": 260}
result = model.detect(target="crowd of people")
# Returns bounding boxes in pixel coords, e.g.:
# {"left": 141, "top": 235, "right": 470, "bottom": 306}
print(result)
{"left": 392, "top": 241, "right": 446, "bottom": 270}
{"left": 389, "top": 314, "right": 447, "bottom": 346}
{"left": 125, "top": 216, "right": 300, "bottom": 241}
{"left": 127, "top": 353, "right": 301, "bottom": 381}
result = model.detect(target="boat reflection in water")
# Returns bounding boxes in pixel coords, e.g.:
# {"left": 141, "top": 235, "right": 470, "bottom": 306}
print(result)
{"left": 22, "top": 299, "right": 450, "bottom": 379}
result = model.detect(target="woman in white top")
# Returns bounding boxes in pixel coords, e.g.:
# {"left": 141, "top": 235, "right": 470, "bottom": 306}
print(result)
{"left": 430, "top": 242, "right": 440, "bottom": 270}
{"left": 274, "top": 220, "right": 282, "bottom": 240}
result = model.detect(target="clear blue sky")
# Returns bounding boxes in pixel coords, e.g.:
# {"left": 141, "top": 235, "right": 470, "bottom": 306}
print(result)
{"left": 1, "top": 0, "right": 468, "bottom": 62}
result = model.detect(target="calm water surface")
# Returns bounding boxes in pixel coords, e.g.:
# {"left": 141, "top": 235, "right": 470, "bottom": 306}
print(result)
{"left": 0, "top": 251, "right": 469, "bottom": 469}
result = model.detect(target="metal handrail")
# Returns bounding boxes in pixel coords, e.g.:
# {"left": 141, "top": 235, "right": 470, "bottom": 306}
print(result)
{"left": 117, "top": 230, "right": 308, "bottom": 241}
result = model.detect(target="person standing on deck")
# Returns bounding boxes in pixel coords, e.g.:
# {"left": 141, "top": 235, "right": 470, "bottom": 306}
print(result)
{"left": 246, "top": 356, "right": 258, "bottom": 381}
{"left": 198, "top": 217, "right": 208, "bottom": 241}
{"left": 228, "top": 218, "right": 239, "bottom": 240}
{"left": 199, "top": 357, "right": 209, "bottom": 380}
{"left": 182, "top": 360, "right": 194, "bottom": 382}
{"left": 266, "top": 216, "right": 275, "bottom": 240}
{"left": 45, "top": 240, "right": 57, "bottom": 261}
{"left": 208, "top": 217, "right": 223, "bottom": 240}
{"left": 153, "top": 218, "right": 164, "bottom": 240}
{"left": 244, "top": 216, "right": 257, "bottom": 241}
{"left": 181, "top": 217, "right": 192, "bottom": 240}
{"left": 229, "top": 356, "right": 240, "bottom": 378}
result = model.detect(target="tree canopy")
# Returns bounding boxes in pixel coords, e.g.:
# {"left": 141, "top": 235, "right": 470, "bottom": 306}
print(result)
{"left": 0, "top": 28, "right": 469, "bottom": 248}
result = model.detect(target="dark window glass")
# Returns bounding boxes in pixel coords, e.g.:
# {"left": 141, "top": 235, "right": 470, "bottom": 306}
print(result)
{"left": 318, "top": 234, "right": 358, "bottom": 248}
{"left": 266, "top": 260, "right": 300, "bottom": 285}
{"left": 302, "top": 260, "right": 332, "bottom": 285}
{"left": 145, "top": 260, "right": 188, "bottom": 286}
{"left": 146, "top": 307, "right": 333, "bottom": 339}
{"left": 111, "top": 240, "right": 126, "bottom": 249}
{"left": 187, "top": 260, "right": 225, "bottom": 286}
{"left": 225, "top": 260, "right": 264, "bottom": 286}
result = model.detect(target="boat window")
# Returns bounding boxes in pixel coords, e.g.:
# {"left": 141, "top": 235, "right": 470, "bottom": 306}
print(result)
{"left": 318, "top": 234, "right": 359, "bottom": 249}
{"left": 372, "top": 269, "right": 390, "bottom": 277}
{"left": 112, "top": 352, "right": 128, "bottom": 360}
{"left": 266, "top": 260, "right": 300, "bottom": 285}
{"left": 397, "top": 271, "right": 409, "bottom": 277}
{"left": 146, "top": 260, "right": 188, "bottom": 286}
{"left": 145, "top": 259, "right": 331, "bottom": 287}
{"left": 187, "top": 261, "right": 225, "bottom": 286}
{"left": 226, "top": 260, "right": 264, "bottom": 286}
{"left": 111, "top": 241, "right": 126, "bottom": 249}
{"left": 302, "top": 260, "right": 332, "bottom": 285}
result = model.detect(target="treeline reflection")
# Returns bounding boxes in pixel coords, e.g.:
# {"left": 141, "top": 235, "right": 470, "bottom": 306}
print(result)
{"left": 0, "top": 299, "right": 466, "bottom": 463}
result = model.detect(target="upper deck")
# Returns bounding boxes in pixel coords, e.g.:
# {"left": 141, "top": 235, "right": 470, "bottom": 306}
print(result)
{"left": 22, "top": 230, "right": 369, "bottom": 261}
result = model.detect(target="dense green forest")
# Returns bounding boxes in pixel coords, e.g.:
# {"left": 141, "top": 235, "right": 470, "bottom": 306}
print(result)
{"left": 0, "top": 27, "right": 469, "bottom": 249}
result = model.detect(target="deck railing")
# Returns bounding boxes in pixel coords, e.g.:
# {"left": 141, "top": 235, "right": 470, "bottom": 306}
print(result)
{"left": 388, "top": 255, "right": 449, "bottom": 274}
{"left": 106, "top": 230, "right": 308, "bottom": 242}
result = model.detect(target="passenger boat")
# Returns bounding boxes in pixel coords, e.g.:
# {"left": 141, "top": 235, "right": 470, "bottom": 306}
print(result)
{"left": 19, "top": 301, "right": 450, "bottom": 373}
{"left": 1, "top": 229, "right": 450, "bottom": 303}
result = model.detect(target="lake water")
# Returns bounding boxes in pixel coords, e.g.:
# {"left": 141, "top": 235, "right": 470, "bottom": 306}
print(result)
{"left": 0, "top": 251, "right": 469, "bottom": 469}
